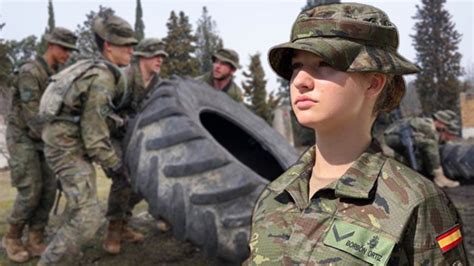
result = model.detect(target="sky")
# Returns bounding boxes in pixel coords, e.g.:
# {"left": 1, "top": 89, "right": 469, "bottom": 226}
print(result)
{"left": 1, "top": 0, "right": 473, "bottom": 92}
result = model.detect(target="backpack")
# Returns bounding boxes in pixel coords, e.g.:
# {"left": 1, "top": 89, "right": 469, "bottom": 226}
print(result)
{"left": 39, "top": 59, "right": 127, "bottom": 122}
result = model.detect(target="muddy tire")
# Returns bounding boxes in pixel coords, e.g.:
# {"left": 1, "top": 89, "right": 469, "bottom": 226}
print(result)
{"left": 441, "top": 143, "right": 474, "bottom": 181}
{"left": 123, "top": 76, "right": 298, "bottom": 263}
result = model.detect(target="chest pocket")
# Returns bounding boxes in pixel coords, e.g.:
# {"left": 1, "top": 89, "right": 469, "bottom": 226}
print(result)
{"left": 323, "top": 219, "right": 398, "bottom": 265}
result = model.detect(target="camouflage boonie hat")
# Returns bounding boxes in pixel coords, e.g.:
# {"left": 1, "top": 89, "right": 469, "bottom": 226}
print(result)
{"left": 268, "top": 3, "right": 420, "bottom": 80}
{"left": 133, "top": 38, "right": 168, "bottom": 58}
{"left": 93, "top": 15, "right": 138, "bottom": 46}
{"left": 44, "top": 27, "right": 78, "bottom": 51}
{"left": 433, "top": 110, "right": 456, "bottom": 125}
{"left": 212, "top": 48, "right": 240, "bottom": 69}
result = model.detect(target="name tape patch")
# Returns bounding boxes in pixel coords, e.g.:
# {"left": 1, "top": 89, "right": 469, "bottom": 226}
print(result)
{"left": 323, "top": 219, "right": 396, "bottom": 265}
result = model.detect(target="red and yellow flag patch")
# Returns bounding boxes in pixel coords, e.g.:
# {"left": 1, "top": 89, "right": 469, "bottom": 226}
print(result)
{"left": 436, "top": 224, "right": 462, "bottom": 253}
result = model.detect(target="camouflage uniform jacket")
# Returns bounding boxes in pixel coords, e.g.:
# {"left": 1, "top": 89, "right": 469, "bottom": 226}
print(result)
{"left": 42, "top": 58, "right": 126, "bottom": 170}
{"left": 8, "top": 56, "right": 54, "bottom": 141}
{"left": 196, "top": 71, "right": 243, "bottom": 102}
{"left": 385, "top": 117, "right": 438, "bottom": 141}
{"left": 247, "top": 142, "right": 467, "bottom": 265}
{"left": 122, "top": 61, "right": 160, "bottom": 115}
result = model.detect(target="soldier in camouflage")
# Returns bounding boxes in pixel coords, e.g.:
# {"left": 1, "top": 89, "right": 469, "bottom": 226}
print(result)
{"left": 384, "top": 110, "right": 461, "bottom": 188}
{"left": 103, "top": 37, "right": 169, "bottom": 254}
{"left": 3, "top": 27, "right": 77, "bottom": 263}
{"left": 247, "top": 3, "right": 467, "bottom": 265}
{"left": 196, "top": 48, "right": 243, "bottom": 102}
{"left": 37, "top": 15, "right": 137, "bottom": 265}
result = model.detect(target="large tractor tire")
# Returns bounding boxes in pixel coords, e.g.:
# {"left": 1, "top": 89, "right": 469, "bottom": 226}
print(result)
{"left": 441, "top": 142, "right": 474, "bottom": 181}
{"left": 123, "top": 76, "right": 298, "bottom": 263}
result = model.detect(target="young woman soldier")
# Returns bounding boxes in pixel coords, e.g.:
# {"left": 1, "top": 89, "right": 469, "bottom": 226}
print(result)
{"left": 246, "top": 3, "right": 467, "bottom": 265}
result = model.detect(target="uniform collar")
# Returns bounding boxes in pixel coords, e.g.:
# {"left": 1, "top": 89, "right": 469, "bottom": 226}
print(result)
{"left": 268, "top": 141, "right": 387, "bottom": 210}
{"left": 37, "top": 55, "right": 55, "bottom": 76}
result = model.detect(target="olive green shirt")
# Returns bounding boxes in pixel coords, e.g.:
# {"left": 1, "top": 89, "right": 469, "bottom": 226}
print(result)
{"left": 8, "top": 56, "right": 54, "bottom": 140}
{"left": 196, "top": 71, "right": 243, "bottom": 102}
{"left": 247, "top": 142, "right": 467, "bottom": 265}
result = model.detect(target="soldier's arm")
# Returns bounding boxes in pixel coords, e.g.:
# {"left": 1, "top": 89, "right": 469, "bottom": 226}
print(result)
{"left": 80, "top": 76, "right": 121, "bottom": 170}
{"left": 18, "top": 70, "right": 43, "bottom": 139}
{"left": 402, "top": 192, "right": 467, "bottom": 265}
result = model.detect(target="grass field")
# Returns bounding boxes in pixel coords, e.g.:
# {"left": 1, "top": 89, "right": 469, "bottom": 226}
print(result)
{"left": 0, "top": 168, "right": 215, "bottom": 266}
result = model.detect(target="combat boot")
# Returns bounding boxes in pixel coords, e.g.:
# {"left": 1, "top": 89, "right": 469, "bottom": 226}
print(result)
{"left": 27, "top": 228, "right": 47, "bottom": 257}
{"left": 103, "top": 220, "right": 123, "bottom": 254}
{"left": 121, "top": 222, "right": 144, "bottom": 243}
{"left": 433, "top": 167, "right": 460, "bottom": 188}
{"left": 2, "top": 223, "right": 30, "bottom": 262}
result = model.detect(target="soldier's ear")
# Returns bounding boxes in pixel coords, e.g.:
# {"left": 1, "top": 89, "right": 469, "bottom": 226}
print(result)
{"left": 365, "top": 73, "right": 387, "bottom": 99}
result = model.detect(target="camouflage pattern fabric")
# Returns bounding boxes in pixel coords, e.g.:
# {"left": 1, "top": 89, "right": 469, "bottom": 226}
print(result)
{"left": 133, "top": 38, "right": 168, "bottom": 58}
{"left": 40, "top": 59, "right": 126, "bottom": 264}
{"left": 106, "top": 60, "right": 159, "bottom": 221}
{"left": 6, "top": 56, "right": 57, "bottom": 229}
{"left": 39, "top": 143, "right": 103, "bottom": 264}
{"left": 384, "top": 117, "right": 441, "bottom": 176}
{"left": 93, "top": 15, "right": 138, "bottom": 46}
{"left": 268, "top": 3, "right": 420, "bottom": 81}
{"left": 212, "top": 48, "right": 241, "bottom": 69}
{"left": 196, "top": 71, "right": 243, "bottom": 102}
{"left": 246, "top": 142, "right": 467, "bottom": 265}
{"left": 44, "top": 27, "right": 78, "bottom": 51}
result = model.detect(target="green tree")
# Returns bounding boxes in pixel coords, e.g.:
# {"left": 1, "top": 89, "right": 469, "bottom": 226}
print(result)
{"left": 242, "top": 53, "right": 279, "bottom": 124}
{"left": 37, "top": 0, "right": 56, "bottom": 55}
{"left": 412, "top": 0, "right": 463, "bottom": 114}
{"left": 6, "top": 35, "right": 38, "bottom": 69}
{"left": 303, "top": 0, "right": 340, "bottom": 10}
{"left": 195, "top": 6, "right": 223, "bottom": 73}
{"left": 0, "top": 21, "right": 13, "bottom": 96}
{"left": 134, "top": 0, "right": 145, "bottom": 41}
{"left": 161, "top": 11, "right": 199, "bottom": 78}
{"left": 73, "top": 6, "right": 115, "bottom": 60}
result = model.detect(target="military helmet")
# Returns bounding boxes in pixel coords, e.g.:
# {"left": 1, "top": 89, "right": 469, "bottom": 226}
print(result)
{"left": 212, "top": 48, "right": 240, "bottom": 69}
{"left": 44, "top": 27, "right": 78, "bottom": 51}
{"left": 268, "top": 3, "right": 420, "bottom": 81}
{"left": 133, "top": 38, "right": 168, "bottom": 58}
{"left": 93, "top": 15, "right": 138, "bottom": 46}
{"left": 433, "top": 110, "right": 454, "bottom": 125}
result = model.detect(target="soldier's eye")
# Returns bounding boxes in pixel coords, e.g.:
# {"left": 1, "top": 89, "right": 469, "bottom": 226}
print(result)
{"left": 319, "top": 61, "right": 332, "bottom": 68}
{"left": 290, "top": 62, "right": 303, "bottom": 71}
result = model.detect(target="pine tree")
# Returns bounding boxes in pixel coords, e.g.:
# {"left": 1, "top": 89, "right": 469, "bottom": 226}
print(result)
{"left": 134, "top": 0, "right": 145, "bottom": 41}
{"left": 242, "top": 53, "right": 279, "bottom": 124}
{"left": 161, "top": 11, "right": 199, "bottom": 78}
{"left": 72, "top": 6, "right": 115, "bottom": 61}
{"left": 195, "top": 6, "right": 223, "bottom": 74}
{"left": 37, "top": 0, "right": 56, "bottom": 54}
{"left": 303, "top": 0, "right": 340, "bottom": 10}
{"left": 0, "top": 21, "right": 13, "bottom": 96}
{"left": 412, "top": 0, "right": 463, "bottom": 114}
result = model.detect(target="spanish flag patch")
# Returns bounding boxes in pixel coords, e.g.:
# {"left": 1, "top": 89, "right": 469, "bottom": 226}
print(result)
{"left": 436, "top": 224, "right": 462, "bottom": 253}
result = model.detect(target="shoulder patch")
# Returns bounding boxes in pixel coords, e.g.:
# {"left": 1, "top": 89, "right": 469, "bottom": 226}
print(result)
{"left": 436, "top": 224, "right": 462, "bottom": 253}
{"left": 323, "top": 219, "right": 396, "bottom": 265}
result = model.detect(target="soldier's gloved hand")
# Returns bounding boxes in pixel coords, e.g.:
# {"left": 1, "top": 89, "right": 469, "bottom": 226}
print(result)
{"left": 104, "top": 162, "right": 131, "bottom": 183}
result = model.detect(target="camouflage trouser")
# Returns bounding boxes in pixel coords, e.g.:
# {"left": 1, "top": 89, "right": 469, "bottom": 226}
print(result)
{"left": 384, "top": 133, "right": 441, "bottom": 176}
{"left": 6, "top": 124, "right": 56, "bottom": 229}
{"left": 105, "top": 183, "right": 143, "bottom": 221}
{"left": 105, "top": 138, "right": 143, "bottom": 221}
{"left": 39, "top": 146, "right": 103, "bottom": 264}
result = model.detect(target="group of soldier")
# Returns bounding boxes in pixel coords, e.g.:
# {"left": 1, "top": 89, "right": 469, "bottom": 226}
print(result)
{"left": 3, "top": 13, "right": 243, "bottom": 265}
{"left": 2, "top": 9, "right": 464, "bottom": 266}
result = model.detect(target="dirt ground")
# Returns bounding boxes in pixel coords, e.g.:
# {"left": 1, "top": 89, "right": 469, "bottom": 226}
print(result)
{"left": 0, "top": 169, "right": 472, "bottom": 265}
